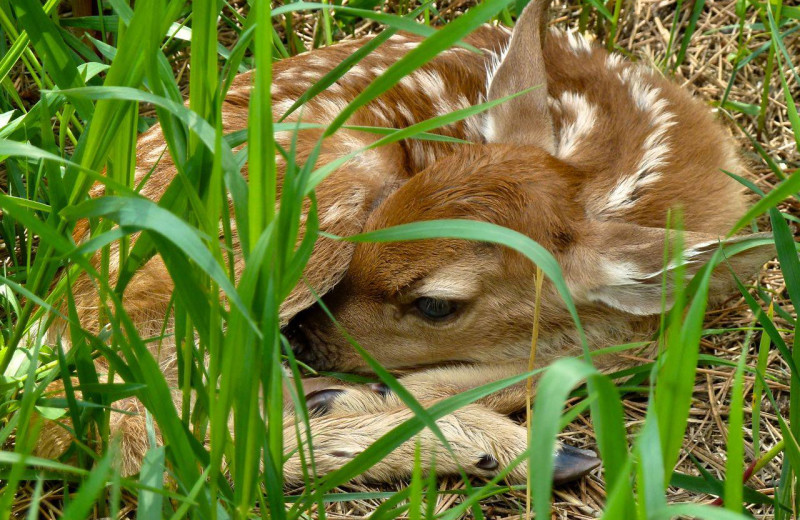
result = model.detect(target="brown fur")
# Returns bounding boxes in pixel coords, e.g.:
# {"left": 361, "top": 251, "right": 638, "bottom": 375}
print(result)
{"left": 37, "top": 1, "right": 772, "bottom": 484}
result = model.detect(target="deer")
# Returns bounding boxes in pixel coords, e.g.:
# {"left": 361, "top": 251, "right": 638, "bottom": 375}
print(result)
{"left": 35, "top": 0, "right": 773, "bottom": 486}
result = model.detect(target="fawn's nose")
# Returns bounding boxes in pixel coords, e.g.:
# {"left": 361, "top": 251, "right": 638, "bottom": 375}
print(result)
{"left": 283, "top": 319, "right": 309, "bottom": 359}
{"left": 282, "top": 317, "right": 334, "bottom": 372}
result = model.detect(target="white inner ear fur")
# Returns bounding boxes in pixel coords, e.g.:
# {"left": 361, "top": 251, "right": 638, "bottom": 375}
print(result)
{"left": 580, "top": 233, "right": 774, "bottom": 316}
{"left": 585, "top": 258, "right": 672, "bottom": 316}
{"left": 584, "top": 245, "right": 721, "bottom": 315}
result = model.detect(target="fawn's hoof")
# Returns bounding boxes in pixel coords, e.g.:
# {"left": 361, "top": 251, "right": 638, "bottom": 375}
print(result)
{"left": 305, "top": 389, "right": 344, "bottom": 414}
{"left": 553, "top": 445, "right": 601, "bottom": 484}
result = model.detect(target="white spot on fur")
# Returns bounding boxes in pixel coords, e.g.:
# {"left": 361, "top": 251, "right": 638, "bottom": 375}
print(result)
{"left": 347, "top": 149, "right": 383, "bottom": 174}
{"left": 400, "top": 74, "right": 417, "bottom": 90}
{"left": 314, "top": 96, "right": 349, "bottom": 120}
{"left": 547, "top": 96, "right": 563, "bottom": 116}
{"left": 408, "top": 140, "right": 437, "bottom": 171}
{"left": 600, "top": 70, "right": 676, "bottom": 215}
{"left": 566, "top": 30, "right": 592, "bottom": 54}
{"left": 320, "top": 187, "right": 368, "bottom": 227}
{"left": 606, "top": 53, "right": 624, "bottom": 70}
{"left": 364, "top": 100, "right": 389, "bottom": 125}
{"left": 144, "top": 144, "right": 168, "bottom": 164}
{"left": 395, "top": 103, "right": 415, "bottom": 123}
{"left": 308, "top": 55, "right": 329, "bottom": 68}
{"left": 415, "top": 70, "right": 446, "bottom": 99}
{"left": 375, "top": 98, "right": 391, "bottom": 116}
{"left": 273, "top": 98, "right": 297, "bottom": 116}
{"left": 328, "top": 82, "right": 344, "bottom": 95}
{"left": 348, "top": 64, "right": 369, "bottom": 79}
{"left": 555, "top": 92, "right": 597, "bottom": 158}
{"left": 437, "top": 96, "right": 466, "bottom": 118}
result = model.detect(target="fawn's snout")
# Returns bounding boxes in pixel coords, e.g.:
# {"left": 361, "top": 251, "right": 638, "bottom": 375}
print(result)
{"left": 284, "top": 307, "right": 355, "bottom": 372}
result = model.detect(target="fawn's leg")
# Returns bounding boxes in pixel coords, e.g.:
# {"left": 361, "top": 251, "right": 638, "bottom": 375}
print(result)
{"left": 283, "top": 363, "right": 600, "bottom": 485}
{"left": 282, "top": 401, "right": 598, "bottom": 485}
{"left": 297, "top": 362, "right": 533, "bottom": 416}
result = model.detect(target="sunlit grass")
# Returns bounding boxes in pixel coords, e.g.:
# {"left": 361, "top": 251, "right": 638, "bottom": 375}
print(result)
{"left": 0, "top": 1, "right": 798, "bottom": 518}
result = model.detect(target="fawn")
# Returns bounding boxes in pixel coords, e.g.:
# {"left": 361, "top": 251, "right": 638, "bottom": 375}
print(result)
{"left": 37, "top": 0, "right": 772, "bottom": 484}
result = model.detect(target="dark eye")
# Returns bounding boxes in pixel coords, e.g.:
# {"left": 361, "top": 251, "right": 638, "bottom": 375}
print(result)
{"left": 414, "top": 297, "right": 458, "bottom": 321}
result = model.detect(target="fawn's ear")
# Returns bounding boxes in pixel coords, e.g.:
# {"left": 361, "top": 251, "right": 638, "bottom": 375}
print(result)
{"left": 569, "top": 221, "right": 775, "bottom": 315}
{"left": 485, "top": 0, "right": 555, "bottom": 153}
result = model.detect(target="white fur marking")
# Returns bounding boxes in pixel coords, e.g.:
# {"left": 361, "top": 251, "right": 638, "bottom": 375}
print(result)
{"left": 308, "top": 55, "right": 329, "bottom": 68}
{"left": 348, "top": 64, "right": 368, "bottom": 78}
{"left": 600, "top": 70, "right": 676, "bottom": 215}
{"left": 397, "top": 103, "right": 415, "bottom": 122}
{"left": 320, "top": 187, "right": 368, "bottom": 227}
{"left": 566, "top": 30, "right": 592, "bottom": 53}
{"left": 273, "top": 98, "right": 297, "bottom": 116}
{"left": 315, "top": 97, "right": 349, "bottom": 120}
{"left": 606, "top": 53, "right": 624, "bottom": 70}
{"left": 415, "top": 70, "right": 446, "bottom": 99}
{"left": 556, "top": 92, "right": 597, "bottom": 158}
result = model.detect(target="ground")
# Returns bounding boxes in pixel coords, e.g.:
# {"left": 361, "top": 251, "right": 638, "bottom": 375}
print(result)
{"left": 2, "top": 0, "right": 798, "bottom": 518}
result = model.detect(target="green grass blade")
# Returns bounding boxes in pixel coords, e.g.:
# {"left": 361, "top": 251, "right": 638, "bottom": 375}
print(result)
{"left": 674, "top": 0, "right": 706, "bottom": 70}
{"left": 529, "top": 358, "right": 595, "bottom": 518}
{"left": 728, "top": 169, "right": 800, "bottom": 234}
{"left": 60, "top": 444, "right": 116, "bottom": 520}
{"left": 322, "top": 0, "right": 514, "bottom": 137}
{"left": 59, "top": 196, "right": 256, "bottom": 332}
{"left": 11, "top": 0, "right": 93, "bottom": 120}
{"left": 723, "top": 330, "right": 749, "bottom": 512}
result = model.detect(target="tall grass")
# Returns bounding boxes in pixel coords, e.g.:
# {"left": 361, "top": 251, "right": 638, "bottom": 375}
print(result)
{"left": 0, "top": 0, "right": 798, "bottom": 518}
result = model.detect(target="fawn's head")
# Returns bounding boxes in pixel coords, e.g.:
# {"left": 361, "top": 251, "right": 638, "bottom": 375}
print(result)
{"left": 288, "top": 1, "right": 771, "bottom": 372}
{"left": 289, "top": 145, "right": 769, "bottom": 371}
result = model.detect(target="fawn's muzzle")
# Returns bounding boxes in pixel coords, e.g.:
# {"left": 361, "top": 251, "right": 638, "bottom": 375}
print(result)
{"left": 282, "top": 317, "right": 336, "bottom": 372}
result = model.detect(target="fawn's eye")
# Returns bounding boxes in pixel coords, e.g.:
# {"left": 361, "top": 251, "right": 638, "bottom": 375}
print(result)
{"left": 414, "top": 297, "right": 458, "bottom": 321}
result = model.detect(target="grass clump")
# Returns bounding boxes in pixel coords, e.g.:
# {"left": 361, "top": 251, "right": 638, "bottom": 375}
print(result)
{"left": 0, "top": 0, "right": 798, "bottom": 518}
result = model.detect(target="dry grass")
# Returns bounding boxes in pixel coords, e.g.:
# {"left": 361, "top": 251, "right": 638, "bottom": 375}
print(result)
{"left": 272, "top": 2, "right": 798, "bottom": 519}
{"left": 5, "top": 0, "right": 798, "bottom": 518}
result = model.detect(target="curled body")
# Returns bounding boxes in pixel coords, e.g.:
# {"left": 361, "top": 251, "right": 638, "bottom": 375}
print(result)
{"left": 39, "top": 0, "right": 771, "bottom": 484}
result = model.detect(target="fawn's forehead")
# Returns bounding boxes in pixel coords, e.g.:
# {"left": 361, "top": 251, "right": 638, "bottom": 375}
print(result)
{"left": 349, "top": 239, "right": 482, "bottom": 296}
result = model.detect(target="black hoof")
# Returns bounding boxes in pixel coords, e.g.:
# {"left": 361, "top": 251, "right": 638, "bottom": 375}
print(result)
{"left": 305, "top": 389, "right": 344, "bottom": 414}
{"left": 369, "top": 383, "right": 391, "bottom": 397}
{"left": 476, "top": 453, "right": 499, "bottom": 471}
{"left": 553, "top": 445, "right": 601, "bottom": 485}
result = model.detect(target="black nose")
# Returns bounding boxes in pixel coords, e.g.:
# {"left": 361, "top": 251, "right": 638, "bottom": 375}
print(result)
{"left": 282, "top": 318, "right": 310, "bottom": 359}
